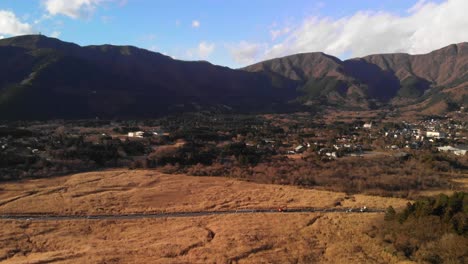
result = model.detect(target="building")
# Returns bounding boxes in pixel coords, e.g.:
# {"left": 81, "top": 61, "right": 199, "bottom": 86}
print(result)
{"left": 426, "top": 131, "right": 446, "bottom": 139}
{"left": 294, "top": 145, "right": 305, "bottom": 153}
{"left": 363, "top": 122, "right": 373, "bottom": 129}
{"left": 437, "top": 145, "right": 468, "bottom": 156}
{"left": 128, "top": 131, "right": 145, "bottom": 138}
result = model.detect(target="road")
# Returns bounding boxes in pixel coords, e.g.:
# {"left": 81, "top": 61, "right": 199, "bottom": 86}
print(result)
{"left": 0, "top": 207, "right": 384, "bottom": 221}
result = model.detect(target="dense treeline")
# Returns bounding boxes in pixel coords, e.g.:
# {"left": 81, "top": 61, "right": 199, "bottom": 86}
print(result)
{"left": 0, "top": 134, "right": 148, "bottom": 181}
{"left": 155, "top": 151, "right": 465, "bottom": 197}
{"left": 381, "top": 192, "right": 468, "bottom": 263}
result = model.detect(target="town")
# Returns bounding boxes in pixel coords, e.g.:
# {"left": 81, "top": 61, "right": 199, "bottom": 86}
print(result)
{"left": 1, "top": 112, "right": 466, "bottom": 198}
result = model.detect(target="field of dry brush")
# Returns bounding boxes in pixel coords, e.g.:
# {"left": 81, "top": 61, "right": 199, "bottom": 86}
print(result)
{"left": 0, "top": 169, "right": 419, "bottom": 263}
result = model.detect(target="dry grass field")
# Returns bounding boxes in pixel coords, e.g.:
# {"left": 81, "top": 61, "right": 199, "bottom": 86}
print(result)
{"left": 0, "top": 170, "right": 417, "bottom": 263}
{"left": 0, "top": 170, "right": 408, "bottom": 215}
{"left": 1, "top": 213, "right": 401, "bottom": 264}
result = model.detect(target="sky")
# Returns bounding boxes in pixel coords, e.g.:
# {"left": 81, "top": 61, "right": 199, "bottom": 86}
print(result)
{"left": 0, "top": 0, "right": 467, "bottom": 68}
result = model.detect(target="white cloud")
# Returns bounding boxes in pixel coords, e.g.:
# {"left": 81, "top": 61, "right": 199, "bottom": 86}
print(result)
{"left": 232, "top": 0, "right": 468, "bottom": 65}
{"left": 270, "top": 27, "right": 291, "bottom": 40}
{"left": 192, "top": 20, "right": 200, "bottom": 28}
{"left": 0, "top": 35, "right": 4, "bottom": 39}
{"left": 186, "top": 41, "right": 215, "bottom": 60}
{"left": 43, "top": 0, "right": 102, "bottom": 19}
{"left": 33, "top": 14, "right": 52, "bottom": 25}
{"left": 51, "top": 31, "right": 61, "bottom": 38}
{"left": 43, "top": 0, "right": 125, "bottom": 19}
{"left": 227, "top": 41, "right": 266, "bottom": 65}
{"left": 197, "top": 41, "right": 215, "bottom": 59}
{"left": 0, "top": 10, "right": 34, "bottom": 36}
{"left": 408, "top": 0, "right": 428, "bottom": 13}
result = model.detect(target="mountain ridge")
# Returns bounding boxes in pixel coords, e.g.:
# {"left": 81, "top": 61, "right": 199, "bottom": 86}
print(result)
{"left": 0, "top": 35, "right": 300, "bottom": 120}
{"left": 0, "top": 35, "right": 466, "bottom": 119}
{"left": 243, "top": 42, "right": 468, "bottom": 111}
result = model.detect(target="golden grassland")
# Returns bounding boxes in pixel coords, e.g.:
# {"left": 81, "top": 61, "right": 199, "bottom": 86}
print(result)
{"left": 0, "top": 170, "right": 409, "bottom": 215}
{"left": 1, "top": 213, "right": 403, "bottom": 264}
{"left": 0, "top": 169, "right": 452, "bottom": 263}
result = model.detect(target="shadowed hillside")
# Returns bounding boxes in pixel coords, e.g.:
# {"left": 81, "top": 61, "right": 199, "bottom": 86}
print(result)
{"left": 0, "top": 35, "right": 466, "bottom": 119}
{"left": 0, "top": 35, "right": 298, "bottom": 120}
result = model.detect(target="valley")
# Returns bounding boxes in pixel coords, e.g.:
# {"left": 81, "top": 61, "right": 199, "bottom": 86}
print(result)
{"left": 1, "top": 1, "right": 468, "bottom": 263}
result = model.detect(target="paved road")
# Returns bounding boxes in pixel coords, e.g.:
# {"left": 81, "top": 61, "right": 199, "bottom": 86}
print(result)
{"left": 0, "top": 207, "right": 384, "bottom": 221}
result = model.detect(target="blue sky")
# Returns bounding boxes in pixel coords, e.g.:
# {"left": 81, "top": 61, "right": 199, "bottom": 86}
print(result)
{"left": 0, "top": 0, "right": 466, "bottom": 68}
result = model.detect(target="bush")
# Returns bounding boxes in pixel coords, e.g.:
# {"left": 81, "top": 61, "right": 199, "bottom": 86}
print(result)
{"left": 382, "top": 192, "right": 468, "bottom": 263}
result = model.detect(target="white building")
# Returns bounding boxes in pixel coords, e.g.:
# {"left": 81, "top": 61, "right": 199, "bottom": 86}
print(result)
{"left": 426, "top": 131, "right": 446, "bottom": 139}
{"left": 363, "top": 122, "right": 373, "bottom": 129}
{"left": 128, "top": 131, "right": 145, "bottom": 138}
{"left": 294, "top": 145, "right": 305, "bottom": 153}
{"left": 437, "top": 146, "right": 468, "bottom": 156}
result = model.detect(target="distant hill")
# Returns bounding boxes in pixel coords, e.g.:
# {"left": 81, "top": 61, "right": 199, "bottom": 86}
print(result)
{"left": 244, "top": 43, "right": 468, "bottom": 112}
{"left": 0, "top": 35, "right": 297, "bottom": 119}
{"left": 0, "top": 35, "right": 466, "bottom": 119}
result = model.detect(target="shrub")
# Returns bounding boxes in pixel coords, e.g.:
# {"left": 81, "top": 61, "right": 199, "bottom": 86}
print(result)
{"left": 381, "top": 192, "right": 468, "bottom": 263}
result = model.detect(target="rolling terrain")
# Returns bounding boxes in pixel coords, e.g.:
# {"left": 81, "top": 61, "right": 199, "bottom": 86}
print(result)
{"left": 0, "top": 169, "right": 410, "bottom": 263}
{"left": 0, "top": 170, "right": 407, "bottom": 215}
{"left": 1, "top": 213, "right": 397, "bottom": 264}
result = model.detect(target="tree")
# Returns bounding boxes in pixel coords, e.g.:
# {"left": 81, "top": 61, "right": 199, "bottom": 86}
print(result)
{"left": 384, "top": 206, "right": 396, "bottom": 221}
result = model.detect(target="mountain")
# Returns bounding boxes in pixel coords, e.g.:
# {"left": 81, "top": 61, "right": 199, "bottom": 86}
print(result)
{"left": 244, "top": 43, "right": 468, "bottom": 112}
{"left": 362, "top": 43, "right": 468, "bottom": 86}
{"left": 0, "top": 35, "right": 297, "bottom": 119}
{"left": 361, "top": 43, "right": 468, "bottom": 111}
{"left": 0, "top": 35, "right": 466, "bottom": 120}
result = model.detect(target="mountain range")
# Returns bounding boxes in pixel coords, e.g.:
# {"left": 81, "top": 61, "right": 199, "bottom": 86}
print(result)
{"left": 0, "top": 35, "right": 466, "bottom": 119}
